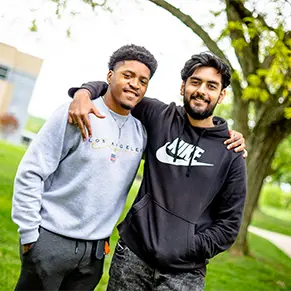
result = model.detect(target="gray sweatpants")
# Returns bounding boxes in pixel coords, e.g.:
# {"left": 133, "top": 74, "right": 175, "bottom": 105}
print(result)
{"left": 15, "top": 227, "right": 105, "bottom": 291}
{"left": 106, "top": 239, "right": 205, "bottom": 291}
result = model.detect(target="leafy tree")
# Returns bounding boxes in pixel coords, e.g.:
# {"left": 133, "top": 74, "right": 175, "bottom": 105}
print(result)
{"left": 47, "top": 0, "right": 291, "bottom": 255}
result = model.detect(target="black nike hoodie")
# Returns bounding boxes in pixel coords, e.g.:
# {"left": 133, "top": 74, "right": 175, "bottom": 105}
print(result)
{"left": 69, "top": 82, "right": 247, "bottom": 273}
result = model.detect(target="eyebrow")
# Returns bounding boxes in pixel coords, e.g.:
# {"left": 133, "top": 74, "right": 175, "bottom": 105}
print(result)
{"left": 123, "top": 69, "right": 149, "bottom": 81}
{"left": 189, "top": 77, "right": 220, "bottom": 86}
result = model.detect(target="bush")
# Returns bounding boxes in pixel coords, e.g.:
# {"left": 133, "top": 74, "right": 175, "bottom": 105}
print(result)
{"left": 259, "top": 183, "right": 291, "bottom": 209}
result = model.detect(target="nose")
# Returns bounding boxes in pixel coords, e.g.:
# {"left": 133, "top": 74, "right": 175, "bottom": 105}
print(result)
{"left": 197, "top": 83, "right": 207, "bottom": 95}
{"left": 129, "top": 78, "right": 140, "bottom": 90}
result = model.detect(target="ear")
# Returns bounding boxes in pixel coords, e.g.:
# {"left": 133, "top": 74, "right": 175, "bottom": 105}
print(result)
{"left": 180, "top": 82, "right": 185, "bottom": 96}
{"left": 107, "top": 70, "right": 113, "bottom": 85}
{"left": 218, "top": 88, "right": 226, "bottom": 104}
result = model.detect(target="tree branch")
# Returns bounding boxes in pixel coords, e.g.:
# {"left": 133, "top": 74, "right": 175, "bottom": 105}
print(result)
{"left": 148, "top": 0, "right": 233, "bottom": 70}
{"left": 230, "top": 0, "right": 273, "bottom": 30}
{"left": 225, "top": 0, "right": 259, "bottom": 75}
{"left": 261, "top": 55, "right": 274, "bottom": 69}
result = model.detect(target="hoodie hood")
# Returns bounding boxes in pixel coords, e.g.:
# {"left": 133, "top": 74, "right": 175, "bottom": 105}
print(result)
{"left": 176, "top": 105, "right": 230, "bottom": 137}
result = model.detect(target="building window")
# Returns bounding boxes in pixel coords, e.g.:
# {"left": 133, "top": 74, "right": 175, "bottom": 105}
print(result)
{"left": 0, "top": 65, "right": 8, "bottom": 80}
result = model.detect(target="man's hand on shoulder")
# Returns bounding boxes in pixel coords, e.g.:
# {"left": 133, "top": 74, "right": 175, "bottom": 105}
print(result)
{"left": 224, "top": 129, "right": 247, "bottom": 158}
{"left": 68, "top": 89, "right": 106, "bottom": 140}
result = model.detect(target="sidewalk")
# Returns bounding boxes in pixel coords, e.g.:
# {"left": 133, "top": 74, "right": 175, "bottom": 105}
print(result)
{"left": 248, "top": 225, "right": 291, "bottom": 258}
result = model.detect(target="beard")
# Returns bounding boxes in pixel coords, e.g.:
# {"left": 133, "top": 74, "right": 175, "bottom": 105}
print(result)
{"left": 120, "top": 102, "right": 134, "bottom": 111}
{"left": 183, "top": 92, "right": 219, "bottom": 120}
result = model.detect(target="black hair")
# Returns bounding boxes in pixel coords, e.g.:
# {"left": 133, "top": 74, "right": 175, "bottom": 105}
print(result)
{"left": 108, "top": 44, "right": 158, "bottom": 79}
{"left": 180, "top": 52, "right": 231, "bottom": 89}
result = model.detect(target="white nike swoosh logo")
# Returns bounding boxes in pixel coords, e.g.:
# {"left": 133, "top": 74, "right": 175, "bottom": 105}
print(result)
{"left": 156, "top": 143, "right": 214, "bottom": 166}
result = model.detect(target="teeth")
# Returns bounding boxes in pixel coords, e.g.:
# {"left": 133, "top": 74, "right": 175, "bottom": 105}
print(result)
{"left": 125, "top": 91, "right": 137, "bottom": 96}
{"left": 193, "top": 96, "right": 209, "bottom": 103}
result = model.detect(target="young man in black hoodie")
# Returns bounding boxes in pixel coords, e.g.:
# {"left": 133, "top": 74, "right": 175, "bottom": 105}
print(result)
{"left": 68, "top": 52, "right": 247, "bottom": 291}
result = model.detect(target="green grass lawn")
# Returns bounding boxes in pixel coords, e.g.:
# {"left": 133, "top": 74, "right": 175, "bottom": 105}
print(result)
{"left": 1, "top": 140, "right": 291, "bottom": 291}
{"left": 260, "top": 205, "right": 291, "bottom": 222}
{"left": 0, "top": 141, "right": 26, "bottom": 289}
{"left": 25, "top": 115, "right": 46, "bottom": 134}
{"left": 251, "top": 208, "right": 291, "bottom": 236}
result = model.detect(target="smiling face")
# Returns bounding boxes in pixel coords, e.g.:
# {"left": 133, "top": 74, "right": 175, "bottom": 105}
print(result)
{"left": 181, "top": 66, "right": 226, "bottom": 122}
{"left": 106, "top": 60, "right": 150, "bottom": 115}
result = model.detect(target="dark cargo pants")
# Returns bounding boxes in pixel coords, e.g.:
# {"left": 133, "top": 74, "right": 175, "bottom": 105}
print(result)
{"left": 106, "top": 239, "right": 205, "bottom": 291}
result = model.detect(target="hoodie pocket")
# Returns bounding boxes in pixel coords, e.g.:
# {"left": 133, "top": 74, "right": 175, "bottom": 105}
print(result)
{"left": 127, "top": 194, "right": 197, "bottom": 268}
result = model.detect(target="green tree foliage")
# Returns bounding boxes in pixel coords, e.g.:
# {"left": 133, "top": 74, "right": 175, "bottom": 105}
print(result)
{"left": 271, "top": 136, "right": 291, "bottom": 185}
{"left": 259, "top": 183, "right": 291, "bottom": 209}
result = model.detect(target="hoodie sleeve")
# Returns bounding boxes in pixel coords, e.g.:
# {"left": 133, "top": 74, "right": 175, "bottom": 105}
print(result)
{"left": 67, "top": 81, "right": 168, "bottom": 130}
{"left": 192, "top": 155, "right": 247, "bottom": 260}
{"left": 12, "top": 103, "right": 80, "bottom": 245}
{"left": 68, "top": 81, "right": 108, "bottom": 100}
{"left": 131, "top": 98, "right": 168, "bottom": 130}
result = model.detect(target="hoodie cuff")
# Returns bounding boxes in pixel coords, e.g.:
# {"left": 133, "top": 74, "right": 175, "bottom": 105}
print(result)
{"left": 20, "top": 229, "right": 40, "bottom": 245}
{"left": 68, "top": 82, "right": 108, "bottom": 100}
{"left": 68, "top": 86, "right": 92, "bottom": 99}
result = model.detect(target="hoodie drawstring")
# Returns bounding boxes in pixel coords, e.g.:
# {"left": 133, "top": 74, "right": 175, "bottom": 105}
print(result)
{"left": 173, "top": 112, "right": 206, "bottom": 177}
{"left": 186, "top": 130, "right": 205, "bottom": 177}
{"left": 173, "top": 117, "right": 185, "bottom": 163}
{"left": 173, "top": 137, "right": 181, "bottom": 162}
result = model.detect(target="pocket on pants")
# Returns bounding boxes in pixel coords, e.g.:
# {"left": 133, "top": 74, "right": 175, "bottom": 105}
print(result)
{"left": 114, "top": 240, "right": 129, "bottom": 258}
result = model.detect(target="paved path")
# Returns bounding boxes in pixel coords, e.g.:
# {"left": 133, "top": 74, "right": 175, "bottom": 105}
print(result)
{"left": 248, "top": 226, "right": 291, "bottom": 258}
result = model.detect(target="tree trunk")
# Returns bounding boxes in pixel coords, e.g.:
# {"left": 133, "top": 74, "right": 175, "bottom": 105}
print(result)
{"left": 231, "top": 120, "right": 290, "bottom": 255}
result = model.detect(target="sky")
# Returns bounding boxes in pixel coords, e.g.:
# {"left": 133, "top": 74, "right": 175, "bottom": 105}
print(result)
{"left": 0, "top": 0, "right": 225, "bottom": 119}
{"left": 0, "top": 0, "right": 290, "bottom": 119}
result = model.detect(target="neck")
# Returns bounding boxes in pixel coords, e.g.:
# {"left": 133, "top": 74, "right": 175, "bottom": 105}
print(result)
{"left": 187, "top": 113, "right": 214, "bottom": 128}
{"left": 103, "top": 91, "right": 130, "bottom": 116}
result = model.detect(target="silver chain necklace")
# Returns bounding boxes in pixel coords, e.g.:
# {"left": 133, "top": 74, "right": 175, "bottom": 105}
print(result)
{"left": 108, "top": 110, "right": 129, "bottom": 162}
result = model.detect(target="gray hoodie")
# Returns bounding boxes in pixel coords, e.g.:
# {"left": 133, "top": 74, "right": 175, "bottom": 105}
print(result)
{"left": 12, "top": 98, "right": 147, "bottom": 244}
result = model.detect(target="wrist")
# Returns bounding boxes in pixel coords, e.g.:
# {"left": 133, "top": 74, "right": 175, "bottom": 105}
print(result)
{"left": 76, "top": 89, "right": 92, "bottom": 100}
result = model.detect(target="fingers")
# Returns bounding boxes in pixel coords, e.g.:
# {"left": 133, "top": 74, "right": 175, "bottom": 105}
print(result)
{"left": 92, "top": 107, "right": 106, "bottom": 119}
{"left": 243, "top": 149, "right": 248, "bottom": 159}
{"left": 68, "top": 96, "right": 105, "bottom": 141}
{"left": 227, "top": 138, "right": 245, "bottom": 151}
{"left": 224, "top": 130, "right": 246, "bottom": 153}
{"left": 82, "top": 115, "right": 92, "bottom": 139}
{"left": 68, "top": 114, "right": 73, "bottom": 124}
{"left": 232, "top": 143, "right": 245, "bottom": 152}
{"left": 75, "top": 115, "right": 88, "bottom": 140}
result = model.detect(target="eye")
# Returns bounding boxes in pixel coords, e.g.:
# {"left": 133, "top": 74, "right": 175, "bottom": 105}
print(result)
{"left": 123, "top": 73, "right": 131, "bottom": 79}
{"left": 191, "top": 80, "right": 199, "bottom": 85}
{"left": 209, "top": 84, "right": 217, "bottom": 90}
{"left": 140, "top": 79, "right": 148, "bottom": 86}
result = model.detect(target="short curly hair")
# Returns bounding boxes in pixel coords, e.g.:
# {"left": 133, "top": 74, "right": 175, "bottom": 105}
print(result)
{"left": 108, "top": 44, "right": 158, "bottom": 79}
{"left": 181, "top": 52, "right": 231, "bottom": 89}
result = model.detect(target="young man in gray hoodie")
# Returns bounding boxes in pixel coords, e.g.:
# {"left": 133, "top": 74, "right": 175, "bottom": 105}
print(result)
{"left": 12, "top": 44, "right": 157, "bottom": 290}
